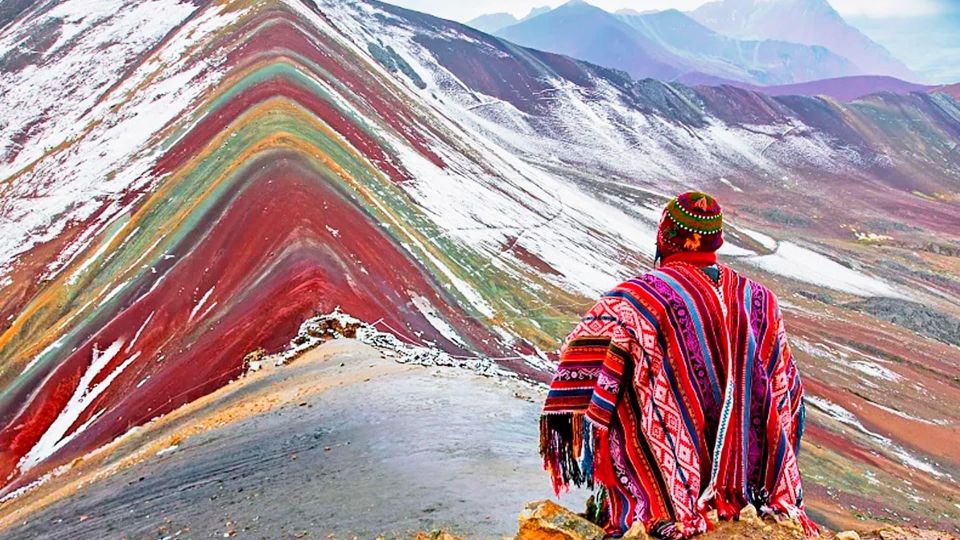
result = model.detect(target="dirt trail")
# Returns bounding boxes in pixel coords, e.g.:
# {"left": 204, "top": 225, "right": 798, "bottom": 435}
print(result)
{"left": 0, "top": 341, "right": 586, "bottom": 539}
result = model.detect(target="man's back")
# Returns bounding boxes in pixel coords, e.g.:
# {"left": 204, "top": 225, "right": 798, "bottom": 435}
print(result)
{"left": 540, "top": 192, "right": 813, "bottom": 539}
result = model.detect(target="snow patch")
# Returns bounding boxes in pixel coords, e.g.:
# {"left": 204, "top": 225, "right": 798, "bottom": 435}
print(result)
{"left": 745, "top": 242, "right": 902, "bottom": 298}
{"left": 719, "top": 177, "right": 743, "bottom": 192}
{"left": 188, "top": 286, "right": 215, "bottom": 323}
{"left": 19, "top": 342, "right": 139, "bottom": 471}
{"left": 739, "top": 228, "right": 778, "bottom": 251}
{"left": 126, "top": 311, "right": 155, "bottom": 353}
{"left": 849, "top": 360, "right": 901, "bottom": 382}
{"left": 155, "top": 444, "right": 179, "bottom": 457}
{"left": 411, "top": 295, "right": 467, "bottom": 347}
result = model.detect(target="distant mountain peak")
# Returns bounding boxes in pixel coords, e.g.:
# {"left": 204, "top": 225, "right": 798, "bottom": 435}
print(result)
{"left": 690, "top": 0, "right": 915, "bottom": 80}
{"left": 465, "top": 12, "right": 518, "bottom": 34}
{"left": 466, "top": 5, "right": 551, "bottom": 33}
{"left": 523, "top": 6, "right": 551, "bottom": 20}
{"left": 615, "top": 7, "right": 663, "bottom": 16}
{"left": 495, "top": 0, "right": 866, "bottom": 86}
{"left": 556, "top": 0, "right": 603, "bottom": 11}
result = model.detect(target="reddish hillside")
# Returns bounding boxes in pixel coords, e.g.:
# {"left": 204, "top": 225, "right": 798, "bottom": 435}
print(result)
{"left": 932, "top": 82, "right": 960, "bottom": 99}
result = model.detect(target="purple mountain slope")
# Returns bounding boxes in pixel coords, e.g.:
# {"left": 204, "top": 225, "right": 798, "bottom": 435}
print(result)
{"left": 680, "top": 73, "right": 934, "bottom": 102}
{"left": 690, "top": 0, "right": 915, "bottom": 81}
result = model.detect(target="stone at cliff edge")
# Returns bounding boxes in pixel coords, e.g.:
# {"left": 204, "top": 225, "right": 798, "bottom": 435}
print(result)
{"left": 515, "top": 500, "right": 958, "bottom": 540}
{"left": 623, "top": 521, "right": 652, "bottom": 539}
{"left": 517, "top": 500, "right": 605, "bottom": 540}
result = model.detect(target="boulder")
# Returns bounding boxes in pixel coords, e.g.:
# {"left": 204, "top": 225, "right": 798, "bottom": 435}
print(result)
{"left": 517, "top": 500, "right": 605, "bottom": 540}
{"left": 738, "top": 504, "right": 759, "bottom": 521}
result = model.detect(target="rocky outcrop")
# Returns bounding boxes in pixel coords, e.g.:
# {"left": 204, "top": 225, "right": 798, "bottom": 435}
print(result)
{"left": 517, "top": 500, "right": 606, "bottom": 540}
{"left": 514, "top": 501, "right": 958, "bottom": 540}
{"left": 844, "top": 297, "right": 960, "bottom": 347}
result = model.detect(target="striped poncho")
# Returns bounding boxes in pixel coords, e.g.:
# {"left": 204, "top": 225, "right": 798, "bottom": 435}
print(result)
{"left": 541, "top": 261, "right": 814, "bottom": 538}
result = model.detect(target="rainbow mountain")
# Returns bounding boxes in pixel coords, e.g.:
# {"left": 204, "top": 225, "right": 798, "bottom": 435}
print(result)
{"left": 0, "top": 0, "right": 958, "bottom": 531}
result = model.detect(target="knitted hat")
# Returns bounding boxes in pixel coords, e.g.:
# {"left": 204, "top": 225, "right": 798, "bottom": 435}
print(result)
{"left": 656, "top": 191, "right": 724, "bottom": 257}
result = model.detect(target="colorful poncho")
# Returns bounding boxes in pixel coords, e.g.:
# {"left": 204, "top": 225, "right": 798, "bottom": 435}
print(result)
{"left": 541, "top": 262, "right": 814, "bottom": 538}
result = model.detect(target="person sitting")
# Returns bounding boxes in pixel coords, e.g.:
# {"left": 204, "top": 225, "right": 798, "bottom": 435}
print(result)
{"left": 540, "top": 192, "right": 815, "bottom": 539}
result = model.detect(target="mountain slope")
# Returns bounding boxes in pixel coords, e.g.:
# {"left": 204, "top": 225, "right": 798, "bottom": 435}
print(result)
{"left": 691, "top": 0, "right": 915, "bottom": 80}
{"left": 0, "top": 0, "right": 957, "bottom": 531}
{"left": 679, "top": 74, "right": 934, "bottom": 102}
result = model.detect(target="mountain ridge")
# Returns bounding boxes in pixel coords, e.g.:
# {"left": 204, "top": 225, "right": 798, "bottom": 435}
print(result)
{"left": 465, "top": 5, "right": 549, "bottom": 34}
{"left": 690, "top": 0, "right": 915, "bottom": 81}
{"left": 495, "top": 1, "right": 685, "bottom": 82}
{"left": 615, "top": 7, "right": 861, "bottom": 84}
{"left": 677, "top": 73, "right": 937, "bottom": 101}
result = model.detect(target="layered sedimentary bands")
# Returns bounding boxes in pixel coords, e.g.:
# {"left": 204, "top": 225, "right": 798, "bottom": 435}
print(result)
{"left": 0, "top": 0, "right": 958, "bottom": 533}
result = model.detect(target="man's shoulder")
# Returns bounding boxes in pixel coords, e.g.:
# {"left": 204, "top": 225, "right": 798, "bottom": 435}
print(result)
{"left": 721, "top": 265, "right": 782, "bottom": 307}
{"left": 604, "top": 275, "right": 658, "bottom": 299}
{"left": 603, "top": 266, "right": 780, "bottom": 299}
{"left": 595, "top": 275, "right": 671, "bottom": 317}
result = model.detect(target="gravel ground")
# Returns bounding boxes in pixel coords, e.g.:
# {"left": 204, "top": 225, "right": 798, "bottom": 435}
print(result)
{"left": 0, "top": 342, "right": 586, "bottom": 540}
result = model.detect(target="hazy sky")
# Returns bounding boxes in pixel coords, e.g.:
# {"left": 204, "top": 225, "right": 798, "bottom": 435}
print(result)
{"left": 387, "top": 0, "right": 952, "bottom": 22}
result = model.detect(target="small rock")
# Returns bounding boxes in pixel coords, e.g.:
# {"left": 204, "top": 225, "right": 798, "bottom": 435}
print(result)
{"left": 413, "top": 532, "right": 461, "bottom": 540}
{"left": 738, "top": 504, "right": 759, "bottom": 521}
{"left": 778, "top": 517, "right": 805, "bottom": 536}
{"left": 876, "top": 526, "right": 910, "bottom": 540}
{"left": 836, "top": 531, "right": 861, "bottom": 540}
{"left": 517, "top": 500, "right": 605, "bottom": 540}
{"left": 623, "top": 522, "right": 650, "bottom": 539}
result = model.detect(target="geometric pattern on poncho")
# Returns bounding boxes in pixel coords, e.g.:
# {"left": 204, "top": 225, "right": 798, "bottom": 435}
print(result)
{"left": 541, "top": 262, "right": 813, "bottom": 539}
